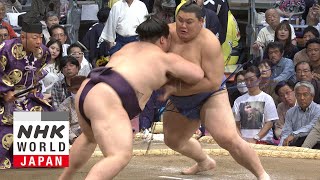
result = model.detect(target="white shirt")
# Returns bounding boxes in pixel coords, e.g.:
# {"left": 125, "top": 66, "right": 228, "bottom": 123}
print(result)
{"left": 255, "top": 24, "right": 296, "bottom": 48}
{"left": 78, "top": 57, "right": 92, "bottom": 77}
{"left": 42, "top": 63, "right": 64, "bottom": 94}
{"left": 99, "top": 0, "right": 148, "bottom": 43}
{"left": 62, "top": 44, "right": 70, "bottom": 57}
{"left": 233, "top": 91, "right": 279, "bottom": 142}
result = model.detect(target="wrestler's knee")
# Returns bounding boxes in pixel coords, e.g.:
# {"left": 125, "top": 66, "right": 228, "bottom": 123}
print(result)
{"left": 215, "top": 134, "right": 240, "bottom": 151}
{"left": 109, "top": 150, "right": 133, "bottom": 165}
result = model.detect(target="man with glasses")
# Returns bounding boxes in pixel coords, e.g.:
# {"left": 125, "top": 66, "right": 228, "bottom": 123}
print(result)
{"left": 0, "top": 25, "right": 9, "bottom": 43}
{"left": 295, "top": 61, "right": 320, "bottom": 104}
{"left": 280, "top": 81, "right": 320, "bottom": 146}
{"left": 50, "top": 24, "right": 69, "bottom": 56}
{"left": 67, "top": 43, "right": 92, "bottom": 76}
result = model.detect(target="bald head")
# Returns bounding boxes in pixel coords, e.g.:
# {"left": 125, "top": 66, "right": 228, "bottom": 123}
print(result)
{"left": 265, "top": 8, "right": 280, "bottom": 30}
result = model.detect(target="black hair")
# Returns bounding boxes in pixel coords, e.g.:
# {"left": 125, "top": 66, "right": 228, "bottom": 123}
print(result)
{"left": 46, "top": 39, "right": 63, "bottom": 69}
{"left": 136, "top": 15, "right": 169, "bottom": 43}
{"left": 266, "top": 41, "right": 284, "bottom": 54}
{"left": 306, "top": 38, "right": 320, "bottom": 48}
{"left": 97, "top": 7, "right": 111, "bottom": 23}
{"left": 295, "top": 61, "right": 313, "bottom": 72}
{"left": 49, "top": 24, "right": 68, "bottom": 37}
{"left": 245, "top": 66, "right": 261, "bottom": 78}
{"left": 59, "top": 56, "right": 80, "bottom": 72}
{"left": 177, "top": 0, "right": 202, "bottom": 20}
{"left": 235, "top": 70, "right": 246, "bottom": 82}
{"left": 303, "top": 26, "right": 320, "bottom": 38}
{"left": 275, "top": 81, "right": 295, "bottom": 96}
{"left": 258, "top": 59, "right": 272, "bottom": 68}
{"left": 67, "top": 43, "right": 84, "bottom": 55}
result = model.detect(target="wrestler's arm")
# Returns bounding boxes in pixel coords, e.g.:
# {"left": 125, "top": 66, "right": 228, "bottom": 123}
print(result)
{"left": 174, "top": 33, "right": 225, "bottom": 96}
{"left": 166, "top": 53, "right": 204, "bottom": 85}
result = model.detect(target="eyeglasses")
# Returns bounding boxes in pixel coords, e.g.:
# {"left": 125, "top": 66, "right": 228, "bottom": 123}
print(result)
{"left": 70, "top": 52, "right": 84, "bottom": 56}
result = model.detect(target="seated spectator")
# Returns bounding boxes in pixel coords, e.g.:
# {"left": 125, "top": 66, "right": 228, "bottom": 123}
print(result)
{"left": 42, "top": 39, "right": 64, "bottom": 101}
{"left": 295, "top": 61, "right": 320, "bottom": 104}
{"left": 228, "top": 70, "right": 248, "bottom": 107}
{"left": 280, "top": 81, "right": 320, "bottom": 146}
{"left": 0, "top": 25, "right": 9, "bottom": 43}
{"left": 0, "top": 2, "right": 16, "bottom": 39}
{"left": 266, "top": 41, "right": 295, "bottom": 83}
{"left": 274, "top": 0, "right": 306, "bottom": 18}
{"left": 51, "top": 56, "right": 80, "bottom": 110}
{"left": 82, "top": 7, "right": 111, "bottom": 67}
{"left": 43, "top": 11, "right": 60, "bottom": 44}
{"left": 302, "top": 117, "right": 320, "bottom": 149}
{"left": 67, "top": 43, "right": 92, "bottom": 77}
{"left": 233, "top": 66, "right": 278, "bottom": 144}
{"left": 274, "top": 81, "right": 296, "bottom": 141}
{"left": 306, "top": 3, "right": 320, "bottom": 26}
{"left": 252, "top": 8, "right": 296, "bottom": 54}
{"left": 306, "top": 38, "right": 320, "bottom": 80}
{"left": 294, "top": 26, "right": 319, "bottom": 64}
{"left": 50, "top": 24, "right": 70, "bottom": 56}
{"left": 258, "top": 60, "right": 279, "bottom": 103}
{"left": 274, "top": 21, "right": 299, "bottom": 60}
{"left": 57, "top": 75, "right": 86, "bottom": 145}
{"left": 0, "top": 0, "right": 22, "bottom": 14}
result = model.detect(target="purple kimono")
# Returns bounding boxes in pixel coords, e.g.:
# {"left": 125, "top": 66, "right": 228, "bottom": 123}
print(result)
{"left": 0, "top": 38, "right": 52, "bottom": 169}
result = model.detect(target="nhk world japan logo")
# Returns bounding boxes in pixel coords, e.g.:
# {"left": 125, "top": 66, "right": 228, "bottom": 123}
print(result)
{"left": 13, "top": 112, "right": 69, "bottom": 168}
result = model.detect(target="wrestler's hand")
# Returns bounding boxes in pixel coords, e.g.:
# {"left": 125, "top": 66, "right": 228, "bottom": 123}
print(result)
{"left": 158, "top": 84, "right": 176, "bottom": 101}
{"left": 3, "top": 91, "right": 16, "bottom": 103}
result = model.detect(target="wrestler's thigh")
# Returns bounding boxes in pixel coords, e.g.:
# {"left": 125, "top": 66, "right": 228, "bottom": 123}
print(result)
{"left": 200, "top": 90, "right": 239, "bottom": 140}
{"left": 91, "top": 104, "right": 133, "bottom": 156}
{"left": 163, "top": 102, "right": 200, "bottom": 141}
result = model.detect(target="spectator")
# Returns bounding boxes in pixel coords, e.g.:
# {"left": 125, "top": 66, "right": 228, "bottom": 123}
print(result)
{"left": 43, "top": 11, "right": 60, "bottom": 44}
{"left": 42, "top": 39, "right": 63, "bottom": 100}
{"left": 28, "top": 0, "right": 60, "bottom": 21}
{"left": 280, "top": 81, "right": 320, "bottom": 146}
{"left": 0, "top": 25, "right": 9, "bottom": 43}
{"left": 274, "top": 21, "right": 299, "bottom": 60}
{"left": 228, "top": 70, "right": 248, "bottom": 107}
{"left": 57, "top": 75, "right": 86, "bottom": 145}
{"left": 50, "top": 24, "right": 70, "bottom": 56}
{"left": 99, "top": 0, "right": 148, "bottom": 56}
{"left": 233, "top": 66, "right": 278, "bottom": 144}
{"left": 252, "top": 8, "right": 296, "bottom": 54}
{"left": 274, "top": 81, "right": 296, "bottom": 141}
{"left": 82, "top": 7, "right": 111, "bottom": 67}
{"left": 258, "top": 60, "right": 279, "bottom": 103}
{"left": 51, "top": 56, "right": 80, "bottom": 110}
{"left": 266, "top": 41, "right": 295, "bottom": 83}
{"left": 0, "top": 2, "right": 16, "bottom": 39}
{"left": 294, "top": 26, "right": 319, "bottom": 64}
{"left": 295, "top": 61, "right": 320, "bottom": 104}
{"left": 305, "top": 38, "right": 320, "bottom": 80}
{"left": 0, "top": 0, "right": 21, "bottom": 13}
{"left": 67, "top": 43, "right": 92, "bottom": 77}
{"left": 274, "top": 0, "right": 306, "bottom": 18}
{"left": 302, "top": 118, "right": 320, "bottom": 149}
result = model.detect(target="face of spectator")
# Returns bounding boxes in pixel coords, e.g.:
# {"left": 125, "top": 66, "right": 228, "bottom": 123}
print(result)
{"left": 303, "top": 31, "right": 316, "bottom": 46}
{"left": 306, "top": 43, "right": 320, "bottom": 63}
{"left": 296, "top": 63, "right": 313, "bottom": 82}
{"left": 176, "top": 11, "right": 203, "bottom": 42}
{"left": 21, "top": 32, "right": 42, "bottom": 54}
{"left": 258, "top": 63, "right": 272, "bottom": 78}
{"left": 278, "top": 85, "right": 296, "bottom": 107}
{"left": 196, "top": 0, "right": 204, "bottom": 8}
{"left": 265, "top": 9, "right": 280, "bottom": 29}
{"left": 49, "top": 42, "right": 61, "bottom": 61}
{"left": 69, "top": 47, "right": 84, "bottom": 63}
{"left": 277, "top": 26, "right": 289, "bottom": 41}
{"left": 46, "top": 16, "right": 59, "bottom": 29}
{"left": 52, "top": 28, "right": 67, "bottom": 44}
{"left": 295, "top": 86, "right": 314, "bottom": 110}
{"left": 244, "top": 72, "right": 260, "bottom": 89}
{"left": 0, "top": 3, "right": 5, "bottom": 20}
{"left": 0, "top": 28, "right": 9, "bottom": 43}
{"left": 62, "top": 62, "right": 79, "bottom": 78}
{"left": 268, "top": 48, "right": 283, "bottom": 65}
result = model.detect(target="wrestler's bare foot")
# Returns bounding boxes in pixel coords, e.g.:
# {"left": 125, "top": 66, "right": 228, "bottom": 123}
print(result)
{"left": 258, "top": 172, "right": 271, "bottom": 180}
{"left": 181, "top": 156, "right": 216, "bottom": 175}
